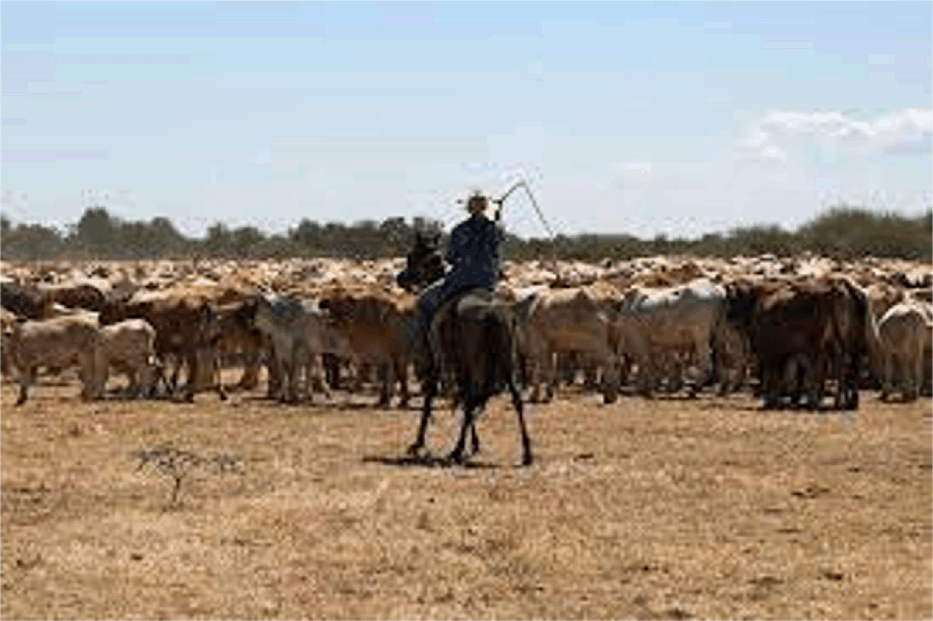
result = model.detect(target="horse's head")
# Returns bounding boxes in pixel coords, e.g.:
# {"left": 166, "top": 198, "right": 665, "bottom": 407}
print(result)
{"left": 396, "top": 231, "right": 445, "bottom": 292}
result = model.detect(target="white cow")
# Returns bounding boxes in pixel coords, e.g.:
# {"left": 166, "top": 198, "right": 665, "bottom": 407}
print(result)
{"left": 874, "top": 301, "right": 929, "bottom": 402}
{"left": 253, "top": 295, "right": 348, "bottom": 403}
{"left": 612, "top": 278, "right": 727, "bottom": 397}
{"left": 99, "top": 318, "right": 160, "bottom": 398}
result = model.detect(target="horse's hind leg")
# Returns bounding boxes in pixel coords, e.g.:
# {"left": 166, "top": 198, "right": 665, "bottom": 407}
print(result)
{"left": 448, "top": 387, "right": 479, "bottom": 465}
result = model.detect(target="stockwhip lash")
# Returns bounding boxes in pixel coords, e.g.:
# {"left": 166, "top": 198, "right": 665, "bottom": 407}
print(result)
{"left": 488, "top": 178, "right": 562, "bottom": 273}
{"left": 491, "top": 179, "right": 557, "bottom": 242}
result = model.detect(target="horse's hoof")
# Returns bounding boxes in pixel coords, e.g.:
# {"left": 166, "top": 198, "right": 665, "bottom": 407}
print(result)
{"left": 406, "top": 443, "right": 423, "bottom": 458}
{"left": 521, "top": 454, "right": 534, "bottom": 467}
{"left": 445, "top": 450, "right": 465, "bottom": 466}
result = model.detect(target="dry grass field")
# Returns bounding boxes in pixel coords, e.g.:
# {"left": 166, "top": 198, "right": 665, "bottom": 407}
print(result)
{"left": 2, "top": 373, "right": 930, "bottom": 620}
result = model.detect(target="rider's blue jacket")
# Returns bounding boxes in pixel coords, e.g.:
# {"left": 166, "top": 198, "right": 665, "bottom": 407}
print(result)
{"left": 414, "top": 214, "right": 505, "bottom": 332}
{"left": 443, "top": 214, "right": 505, "bottom": 291}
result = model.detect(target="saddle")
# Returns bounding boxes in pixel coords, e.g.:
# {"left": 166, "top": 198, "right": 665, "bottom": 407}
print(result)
{"left": 427, "top": 288, "right": 498, "bottom": 375}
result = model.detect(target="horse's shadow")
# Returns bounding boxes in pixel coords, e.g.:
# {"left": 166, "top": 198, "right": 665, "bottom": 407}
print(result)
{"left": 362, "top": 454, "right": 501, "bottom": 470}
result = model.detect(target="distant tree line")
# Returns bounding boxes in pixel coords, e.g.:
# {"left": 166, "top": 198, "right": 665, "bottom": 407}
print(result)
{"left": 1, "top": 205, "right": 930, "bottom": 263}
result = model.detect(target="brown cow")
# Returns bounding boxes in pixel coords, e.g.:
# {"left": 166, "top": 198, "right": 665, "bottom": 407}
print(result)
{"left": 1, "top": 281, "right": 53, "bottom": 320}
{"left": 726, "top": 277, "right": 838, "bottom": 410}
{"left": 99, "top": 291, "right": 224, "bottom": 401}
{"left": 39, "top": 280, "right": 110, "bottom": 313}
{"left": 318, "top": 287, "right": 415, "bottom": 408}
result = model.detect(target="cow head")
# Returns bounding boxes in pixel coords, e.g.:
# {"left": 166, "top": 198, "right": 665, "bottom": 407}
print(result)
{"left": 723, "top": 280, "right": 759, "bottom": 332}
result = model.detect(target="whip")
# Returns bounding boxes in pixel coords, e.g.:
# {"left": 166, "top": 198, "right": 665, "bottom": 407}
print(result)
{"left": 492, "top": 179, "right": 557, "bottom": 241}
{"left": 458, "top": 178, "right": 557, "bottom": 242}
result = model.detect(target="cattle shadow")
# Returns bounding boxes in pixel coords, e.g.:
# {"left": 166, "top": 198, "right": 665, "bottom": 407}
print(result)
{"left": 362, "top": 454, "right": 501, "bottom": 470}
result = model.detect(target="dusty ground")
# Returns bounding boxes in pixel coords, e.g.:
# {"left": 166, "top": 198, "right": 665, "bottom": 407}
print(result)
{"left": 2, "top": 375, "right": 930, "bottom": 620}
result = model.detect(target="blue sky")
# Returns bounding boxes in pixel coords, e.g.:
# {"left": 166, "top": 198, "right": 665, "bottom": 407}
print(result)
{"left": 2, "top": 1, "right": 931, "bottom": 240}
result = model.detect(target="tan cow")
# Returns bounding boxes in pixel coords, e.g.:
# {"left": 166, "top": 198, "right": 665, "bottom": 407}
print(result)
{"left": 865, "top": 282, "right": 906, "bottom": 323}
{"left": 1, "top": 308, "right": 16, "bottom": 378}
{"left": 99, "top": 318, "right": 160, "bottom": 398}
{"left": 7, "top": 314, "right": 105, "bottom": 405}
{"left": 512, "top": 285, "right": 621, "bottom": 403}
{"left": 874, "top": 301, "right": 929, "bottom": 402}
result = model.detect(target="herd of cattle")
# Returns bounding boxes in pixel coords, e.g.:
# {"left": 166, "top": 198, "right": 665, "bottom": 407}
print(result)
{"left": 1, "top": 253, "right": 931, "bottom": 411}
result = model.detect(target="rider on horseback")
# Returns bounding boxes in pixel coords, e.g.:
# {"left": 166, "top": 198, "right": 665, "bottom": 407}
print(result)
{"left": 414, "top": 190, "right": 506, "bottom": 372}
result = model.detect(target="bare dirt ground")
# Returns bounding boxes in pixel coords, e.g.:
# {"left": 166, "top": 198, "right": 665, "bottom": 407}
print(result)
{"left": 2, "top": 375, "right": 931, "bottom": 620}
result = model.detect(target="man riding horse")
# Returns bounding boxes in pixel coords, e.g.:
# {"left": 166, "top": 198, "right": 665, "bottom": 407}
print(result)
{"left": 409, "top": 190, "right": 506, "bottom": 375}
{"left": 396, "top": 189, "right": 532, "bottom": 466}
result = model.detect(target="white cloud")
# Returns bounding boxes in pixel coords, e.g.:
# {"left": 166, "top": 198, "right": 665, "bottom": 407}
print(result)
{"left": 737, "top": 108, "right": 933, "bottom": 164}
{"left": 612, "top": 162, "right": 654, "bottom": 187}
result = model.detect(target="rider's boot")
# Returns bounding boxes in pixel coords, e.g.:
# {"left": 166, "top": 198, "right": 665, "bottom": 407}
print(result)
{"left": 411, "top": 324, "right": 434, "bottom": 387}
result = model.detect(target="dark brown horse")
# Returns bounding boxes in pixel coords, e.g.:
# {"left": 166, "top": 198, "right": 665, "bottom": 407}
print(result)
{"left": 397, "top": 231, "right": 532, "bottom": 466}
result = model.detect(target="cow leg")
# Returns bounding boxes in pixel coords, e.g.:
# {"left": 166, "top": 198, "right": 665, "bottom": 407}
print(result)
{"left": 167, "top": 354, "right": 183, "bottom": 394}
{"left": 638, "top": 354, "right": 656, "bottom": 398}
{"left": 15, "top": 366, "right": 36, "bottom": 406}
{"left": 125, "top": 370, "right": 139, "bottom": 399}
{"left": 305, "top": 350, "right": 317, "bottom": 404}
{"left": 214, "top": 350, "right": 227, "bottom": 402}
{"left": 908, "top": 346, "right": 922, "bottom": 402}
{"left": 235, "top": 346, "right": 261, "bottom": 390}
{"left": 880, "top": 352, "right": 893, "bottom": 401}
{"left": 377, "top": 361, "right": 392, "bottom": 408}
{"left": 601, "top": 354, "right": 619, "bottom": 404}
{"left": 832, "top": 348, "right": 846, "bottom": 410}
{"left": 526, "top": 353, "right": 542, "bottom": 403}
{"left": 286, "top": 345, "right": 302, "bottom": 404}
{"left": 277, "top": 355, "right": 292, "bottom": 403}
{"left": 805, "top": 354, "right": 825, "bottom": 412}
{"left": 316, "top": 355, "right": 332, "bottom": 401}
{"left": 78, "top": 353, "right": 97, "bottom": 401}
{"left": 323, "top": 353, "right": 341, "bottom": 390}
{"left": 760, "top": 360, "right": 778, "bottom": 410}
{"left": 693, "top": 331, "right": 716, "bottom": 396}
{"left": 543, "top": 350, "right": 557, "bottom": 402}
{"left": 395, "top": 357, "right": 410, "bottom": 408}
{"left": 266, "top": 349, "right": 282, "bottom": 400}
{"left": 179, "top": 352, "right": 198, "bottom": 402}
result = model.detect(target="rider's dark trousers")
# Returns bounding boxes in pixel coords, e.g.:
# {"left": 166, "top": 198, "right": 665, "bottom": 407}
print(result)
{"left": 416, "top": 277, "right": 468, "bottom": 334}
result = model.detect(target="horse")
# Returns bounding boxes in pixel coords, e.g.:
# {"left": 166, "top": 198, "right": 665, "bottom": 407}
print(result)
{"left": 396, "top": 231, "right": 533, "bottom": 466}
